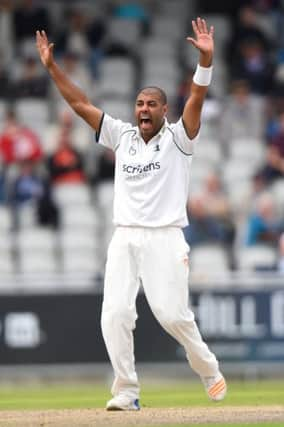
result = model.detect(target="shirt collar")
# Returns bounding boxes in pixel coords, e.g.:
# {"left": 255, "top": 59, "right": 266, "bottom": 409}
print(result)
{"left": 158, "top": 118, "right": 168, "bottom": 137}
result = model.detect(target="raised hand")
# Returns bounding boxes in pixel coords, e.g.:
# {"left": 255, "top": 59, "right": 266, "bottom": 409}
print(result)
{"left": 187, "top": 17, "right": 214, "bottom": 58}
{"left": 36, "top": 30, "right": 54, "bottom": 69}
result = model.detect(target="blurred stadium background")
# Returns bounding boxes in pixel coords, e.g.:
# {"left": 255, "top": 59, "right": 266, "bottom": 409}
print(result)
{"left": 0, "top": 0, "right": 284, "bottom": 386}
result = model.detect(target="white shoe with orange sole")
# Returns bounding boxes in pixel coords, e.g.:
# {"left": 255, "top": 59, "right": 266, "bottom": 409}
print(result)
{"left": 202, "top": 372, "right": 227, "bottom": 401}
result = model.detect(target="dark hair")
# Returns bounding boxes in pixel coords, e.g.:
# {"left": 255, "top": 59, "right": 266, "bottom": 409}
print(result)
{"left": 138, "top": 86, "right": 167, "bottom": 105}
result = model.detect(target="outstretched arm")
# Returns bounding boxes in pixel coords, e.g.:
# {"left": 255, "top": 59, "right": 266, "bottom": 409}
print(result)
{"left": 183, "top": 18, "right": 214, "bottom": 139}
{"left": 36, "top": 30, "right": 103, "bottom": 131}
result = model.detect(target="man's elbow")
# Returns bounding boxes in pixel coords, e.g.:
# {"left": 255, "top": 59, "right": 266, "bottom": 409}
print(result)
{"left": 70, "top": 100, "right": 88, "bottom": 117}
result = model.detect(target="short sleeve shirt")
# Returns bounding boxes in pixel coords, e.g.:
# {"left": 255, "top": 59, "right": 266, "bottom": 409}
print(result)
{"left": 96, "top": 113, "right": 198, "bottom": 227}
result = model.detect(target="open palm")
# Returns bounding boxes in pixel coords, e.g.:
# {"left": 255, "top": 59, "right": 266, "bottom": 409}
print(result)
{"left": 187, "top": 17, "right": 214, "bottom": 55}
{"left": 36, "top": 30, "right": 54, "bottom": 68}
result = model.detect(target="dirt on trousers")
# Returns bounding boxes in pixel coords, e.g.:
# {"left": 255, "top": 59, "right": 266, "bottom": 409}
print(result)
{"left": 0, "top": 406, "right": 284, "bottom": 427}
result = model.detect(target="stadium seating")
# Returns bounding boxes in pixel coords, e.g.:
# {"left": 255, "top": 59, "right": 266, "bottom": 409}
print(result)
{"left": 60, "top": 205, "right": 100, "bottom": 230}
{"left": 228, "top": 138, "right": 266, "bottom": 169}
{"left": 0, "top": 252, "right": 14, "bottom": 274}
{"left": 193, "top": 138, "right": 223, "bottom": 169}
{"left": 0, "top": 100, "right": 7, "bottom": 130}
{"left": 52, "top": 183, "right": 92, "bottom": 207}
{"left": 60, "top": 228, "right": 99, "bottom": 274}
{"left": 15, "top": 98, "right": 50, "bottom": 137}
{"left": 142, "top": 38, "right": 177, "bottom": 60}
{"left": 158, "top": 0, "right": 191, "bottom": 18}
{"left": 271, "top": 179, "right": 284, "bottom": 216}
{"left": 98, "top": 58, "right": 136, "bottom": 99}
{"left": 236, "top": 245, "right": 277, "bottom": 271}
{"left": 189, "top": 244, "right": 231, "bottom": 276}
{"left": 222, "top": 160, "right": 257, "bottom": 190}
{"left": 18, "top": 251, "right": 58, "bottom": 274}
{"left": 106, "top": 17, "right": 142, "bottom": 50}
{"left": 62, "top": 251, "right": 99, "bottom": 275}
{"left": 0, "top": 206, "right": 13, "bottom": 231}
{"left": 151, "top": 16, "right": 187, "bottom": 41}
{"left": 16, "top": 228, "right": 57, "bottom": 252}
{"left": 0, "top": 0, "right": 283, "bottom": 288}
{"left": 98, "top": 98, "right": 133, "bottom": 122}
{"left": 59, "top": 229, "right": 98, "bottom": 252}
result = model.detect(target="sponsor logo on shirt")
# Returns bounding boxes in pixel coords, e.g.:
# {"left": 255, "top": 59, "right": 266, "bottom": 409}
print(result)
{"left": 122, "top": 161, "right": 161, "bottom": 180}
{"left": 129, "top": 146, "right": 137, "bottom": 155}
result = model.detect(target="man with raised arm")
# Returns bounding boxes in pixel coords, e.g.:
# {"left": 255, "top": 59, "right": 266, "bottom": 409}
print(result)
{"left": 36, "top": 17, "right": 227, "bottom": 411}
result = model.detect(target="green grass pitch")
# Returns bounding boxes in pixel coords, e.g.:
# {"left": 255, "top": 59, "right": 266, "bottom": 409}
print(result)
{"left": 0, "top": 379, "right": 283, "bottom": 426}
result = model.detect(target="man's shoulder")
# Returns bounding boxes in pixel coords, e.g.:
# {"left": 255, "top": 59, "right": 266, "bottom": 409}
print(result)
{"left": 103, "top": 113, "right": 132, "bottom": 127}
{"left": 164, "top": 117, "right": 186, "bottom": 136}
{"left": 103, "top": 113, "right": 136, "bottom": 134}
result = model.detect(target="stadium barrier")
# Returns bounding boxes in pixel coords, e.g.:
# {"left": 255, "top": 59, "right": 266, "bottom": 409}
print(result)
{"left": 0, "top": 286, "right": 284, "bottom": 364}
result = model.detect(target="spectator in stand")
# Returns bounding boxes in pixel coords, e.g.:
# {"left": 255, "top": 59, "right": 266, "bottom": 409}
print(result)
{"left": 175, "top": 71, "right": 194, "bottom": 118}
{"left": 176, "top": 72, "right": 221, "bottom": 126}
{"left": 93, "top": 147, "right": 115, "bottom": 215}
{"left": 202, "top": 172, "right": 235, "bottom": 245}
{"left": 10, "top": 160, "right": 44, "bottom": 204}
{"left": 46, "top": 111, "right": 86, "bottom": 186}
{"left": 13, "top": 0, "right": 50, "bottom": 44}
{"left": 183, "top": 192, "right": 227, "bottom": 247}
{"left": 54, "top": 7, "right": 90, "bottom": 59}
{"left": 9, "top": 159, "right": 58, "bottom": 229}
{"left": 94, "top": 147, "right": 115, "bottom": 185}
{"left": 12, "top": 54, "right": 49, "bottom": 98}
{"left": 51, "top": 50, "right": 93, "bottom": 109}
{"left": 54, "top": 6, "right": 106, "bottom": 77}
{"left": 231, "top": 37, "right": 274, "bottom": 95}
{"left": 94, "top": 147, "right": 115, "bottom": 267}
{"left": 0, "top": 109, "right": 42, "bottom": 166}
{"left": 277, "top": 232, "right": 284, "bottom": 273}
{"left": 244, "top": 192, "right": 284, "bottom": 246}
{"left": 259, "top": 110, "right": 284, "bottom": 183}
{"left": 251, "top": 170, "right": 268, "bottom": 201}
{"left": 226, "top": 5, "right": 272, "bottom": 66}
{"left": 273, "top": 48, "right": 284, "bottom": 95}
{"left": 112, "top": 1, "right": 148, "bottom": 21}
{"left": 248, "top": 0, "right": 282, "bottom": 43}
{"left": 262, "top": 94, "right": 284, "bottom": 140}
{"left": 0, "top": 168, "right": 7, "bottom": 204}
{"left": 0, "top": 0, "right": 13, "bottom": 98}
{"left": 0, "top": 0, "right": 14, "bottom": 70}
{"left": 0, "top": 60, "right": 11, "bottom": 98}
{"left": 220, "top": 79, "right": 266, "bottom": 146}
{"left": 112, "top": 1, "right": 149, "bottom": 35}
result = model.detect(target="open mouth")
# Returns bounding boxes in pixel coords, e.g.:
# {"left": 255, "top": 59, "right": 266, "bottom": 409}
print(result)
{"left": 140, "top": 118, "right": 152, "bottom": 127}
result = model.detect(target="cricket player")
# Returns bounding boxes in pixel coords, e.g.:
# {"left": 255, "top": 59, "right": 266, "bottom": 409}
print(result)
{"left": 36, "top": 17, "right": 227, "bottom": 411}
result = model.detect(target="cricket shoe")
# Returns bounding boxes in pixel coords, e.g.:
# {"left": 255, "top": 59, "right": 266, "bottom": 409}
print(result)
{"left": 106, "top": 395, "right": 140, "bottom": 411}
{"left": 202, "top": 372, "right": 227, "bottom": 401}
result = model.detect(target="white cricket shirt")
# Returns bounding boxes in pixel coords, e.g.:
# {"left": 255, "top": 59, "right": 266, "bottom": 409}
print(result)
{"left": 96, "top": 113, "right": 198, "bottom": 227}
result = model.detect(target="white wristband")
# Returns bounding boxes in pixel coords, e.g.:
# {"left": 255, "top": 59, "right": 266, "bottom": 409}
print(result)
{"left": 193, "top": 64, "right": 213, "bottom": 86}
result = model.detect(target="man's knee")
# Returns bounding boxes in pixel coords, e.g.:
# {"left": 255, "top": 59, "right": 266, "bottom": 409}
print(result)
{"left": 153, "top": 308, "right": 179, "bottom": 329}
{"left": 152, "top": 307, "right": 194, "bottom": 332}
{"left": 101, "top": 306, "right": 136, "bottom": 333}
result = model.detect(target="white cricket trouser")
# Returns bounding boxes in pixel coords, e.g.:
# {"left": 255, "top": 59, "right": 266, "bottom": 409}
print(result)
{"left": 101, "top": 226, "right": 219, "bottom": 399}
